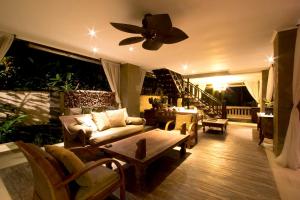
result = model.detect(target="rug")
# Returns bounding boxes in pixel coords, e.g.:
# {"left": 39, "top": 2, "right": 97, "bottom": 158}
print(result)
{"left": 0, "top": 162, "right": 33, "bottom": 200}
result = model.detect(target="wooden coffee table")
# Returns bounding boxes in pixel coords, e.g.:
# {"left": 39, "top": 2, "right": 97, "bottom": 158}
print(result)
{"left": 202, "top": 118, "right": 228, "bottom": 134}
{"left": 100, "top": 129, "right": 189, "bottom": 191}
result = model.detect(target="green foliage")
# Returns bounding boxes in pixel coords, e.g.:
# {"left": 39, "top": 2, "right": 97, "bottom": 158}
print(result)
{"left": 48, "top": 72, "right": 77, "bottom": 92}
{"left": 0, "top": 114, "right": 27, "bottom": 143}
{"left": 0, "top": 56, "right": 17, "bottom": 82}
{"left": 264, "top": 99, "right": 273, "bottom": 107}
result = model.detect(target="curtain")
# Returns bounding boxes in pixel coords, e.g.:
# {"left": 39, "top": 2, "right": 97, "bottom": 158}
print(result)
{"left": 266, "top": 65, "right": 274, "bottom": 102}
{"left": 244, "top": 80, "right": 260, "bottom": 103}
{"left": 0, "top": 31, "right": 15, "bottom": 61}
{"left": 101, "top": 59, "right": 121, "bottom": 108}
{"left": 136, "top": 69, "right": 146, "bottom": 95}
{"left": 276, "top": 26, "right": 300, "bottom": 169}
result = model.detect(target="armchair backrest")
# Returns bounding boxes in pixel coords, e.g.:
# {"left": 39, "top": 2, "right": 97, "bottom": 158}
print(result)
{"left": 16, "top": 141, "right": 70, "bottom": 200}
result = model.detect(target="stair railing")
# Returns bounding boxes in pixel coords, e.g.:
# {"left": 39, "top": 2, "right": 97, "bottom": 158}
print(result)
{"left": 182, "top": 80, "right": 226, "bottom": 118}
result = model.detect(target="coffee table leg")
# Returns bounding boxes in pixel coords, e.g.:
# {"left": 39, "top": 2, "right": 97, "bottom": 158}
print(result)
{"left": 135, "top": 165, "right": 146, "bottom": 191}
{"left": 203, "top": 125, "right": 205, "bottom": 133}
{"left": 180, "top": 142, "right": 186, "bottom": 157}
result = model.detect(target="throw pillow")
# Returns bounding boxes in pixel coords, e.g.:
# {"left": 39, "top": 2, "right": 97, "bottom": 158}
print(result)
{"left": 67, "top": 122, "right": 93, "bottom": 138}
{"left": 75, "top": 115, "right": 97, "bottom": 132}
{"left": 64, "top": 107, "right": 82, "bottom": 115}
{"left": 91, "top": 112, "right": 111, "bottom": 131}
{"left": 174, "top": 114, "right": 192, "bottom": 130}
{"left": 126, "top": 117, "right": 144, "bottom": 125}
{"left": 105, "top": 109, "right": 126, "bottom": 127}
{"left": 44, "top": 145, "right": 93, "bottom": 186}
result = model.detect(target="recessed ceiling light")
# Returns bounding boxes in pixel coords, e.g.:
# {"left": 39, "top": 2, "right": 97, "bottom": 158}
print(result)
{"left": 88, "top": 28, "right": 96, "bottom": 37}
{"left": 129, "top": 46, "right": 134, "bottom": 52}
{"left": 92, "top": 47, "right": 98, "bottom": 53}
{"left": 182, "top": 64, "right": 188, "bottom": 70}
{"left": 267, "top": 56, "right": 274, "bottom": 64}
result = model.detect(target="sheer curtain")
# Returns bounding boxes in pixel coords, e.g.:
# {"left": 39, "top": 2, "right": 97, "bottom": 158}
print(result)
{"left": 0, "top": 31, "right": 15, "bottom": 60}
{"left": 276, "top": 25, "right": 300, "bottom": 169}
{"left": 101, "top": 59, "right": 121, "bottom": 108}
{"left": 136, "top": 68, "right": 146, "bottom": 95}
{"left": 266, "top": 65, "right": 274, "bottom": 101}
{"left": 244, "top": 80, "right": 260, "bottom": 103}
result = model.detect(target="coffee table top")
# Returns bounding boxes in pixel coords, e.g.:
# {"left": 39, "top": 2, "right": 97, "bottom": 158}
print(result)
{"left": 100, "top": 129, "right": 189, "bottom": 164}
{"left": 202, "top": 118, "right": 228, "bottom": 125}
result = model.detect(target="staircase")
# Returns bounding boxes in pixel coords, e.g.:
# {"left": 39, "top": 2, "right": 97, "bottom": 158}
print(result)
{"left": 152, "top": 68, "right": 183, "bottom": 97}
{"left": 152, "top": 68, "right": 226, "bottom": 118}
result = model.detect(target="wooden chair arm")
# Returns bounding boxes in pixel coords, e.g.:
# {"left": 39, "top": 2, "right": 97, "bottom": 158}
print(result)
{"left": 188, "top": 122, "right": 197, "bottom": 133}
{"left": 55, "top": 158, "right": 125, "bottom": 188}
{"left": 180, "top": 122, "right": 187, "bottom": 135}
{"left": 165, "top": 120, "right": 175, "bottom": 130}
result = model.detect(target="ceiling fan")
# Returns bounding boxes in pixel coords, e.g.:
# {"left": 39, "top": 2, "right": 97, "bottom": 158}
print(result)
{"left": 111, "top": 14, "right": 188, "bottom": 51}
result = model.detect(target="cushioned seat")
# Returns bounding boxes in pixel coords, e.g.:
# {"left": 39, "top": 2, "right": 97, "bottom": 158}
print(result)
{"left": 76, "top": 161, "right": 119, "bottom": 200}
{"left": 89, "top": 125, "right": 144, "bottom": 145}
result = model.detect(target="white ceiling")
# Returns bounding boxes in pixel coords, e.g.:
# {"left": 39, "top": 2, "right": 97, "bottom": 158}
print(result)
{"left": 0, "top": 0, "right": 300, "bottom": 75}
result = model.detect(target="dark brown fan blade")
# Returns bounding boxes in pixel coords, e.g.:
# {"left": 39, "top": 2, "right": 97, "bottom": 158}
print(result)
{"left": 163, "top": 27, "right": 189, "bottom": 44}
{"left": 145, "top": 14, "right": 172, "bottom": 33}
{"left": 142, "top": 39, "right": 163, "bottom": 50}
{"left": 119, "top": 37, "right": 144, "bottom": 46}
{"left": 111, "top": 23, "right": 144, "bottom": 34}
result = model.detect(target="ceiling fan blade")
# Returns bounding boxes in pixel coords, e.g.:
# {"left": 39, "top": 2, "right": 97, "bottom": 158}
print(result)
{"left": 163, "top": 27, "right": 189, "bottom": 44}
{"left": 145, "top": 14, "right": 172, "bottom": 33}
{"left": 142, "top": 39, "right": 163, "bottom": 50}
{"left": 111, "top": 23, "right": 144, "bottom": 34}
{"left": 119, "top": 37, "right": 144, "bottom": 46}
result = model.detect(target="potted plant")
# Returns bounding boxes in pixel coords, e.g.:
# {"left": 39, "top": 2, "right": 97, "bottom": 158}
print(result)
{"left": 264, "top": 99, "right": 273, "bottom": 115}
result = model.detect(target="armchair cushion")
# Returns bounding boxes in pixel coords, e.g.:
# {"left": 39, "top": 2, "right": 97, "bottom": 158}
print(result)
{"left": 75, "top": 116, "right": 97, "bottom": 132}
{"left": 174, "top": 114, "right": 192, "bottom": 130}
{"left": 76, "top": 161, "right": 119, "bottom": 200}
{"left": 91, "top": 112, "right": 111, "bottom": 131}
{"left": 45, "top": 145, "right": 93, "bottom": 186}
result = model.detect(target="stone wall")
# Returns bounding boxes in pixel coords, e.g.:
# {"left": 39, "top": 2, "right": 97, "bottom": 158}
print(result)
{"left": 64, "top": 90, "right": 116, "bottom": 109}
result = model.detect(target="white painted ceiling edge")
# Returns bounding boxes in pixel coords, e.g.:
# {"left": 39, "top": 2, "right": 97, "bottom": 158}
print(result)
{"left": 190, "top": 72, "right": 262, "bottom": 86}
{"left": 0, "top": 0, "right": 300, "bottom": 75}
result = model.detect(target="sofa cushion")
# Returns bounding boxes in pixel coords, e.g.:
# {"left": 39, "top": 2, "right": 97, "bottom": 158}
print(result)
{"left": 174, "top": 114, "right": 192, "bottom": 130}
{"left": 105, "top": 109, "right": 126, "bottom": 127}
{"left": 44, "top": 145, "right": 93, "bottom": 186}
{"left": 91, "top": 112, "right": 111, "bottom": 131}
{"left": 89, "top": 125, "right": 144, "bottom": 145}
{"left": 75, "top": 115, "right": 97, "bottom": 132}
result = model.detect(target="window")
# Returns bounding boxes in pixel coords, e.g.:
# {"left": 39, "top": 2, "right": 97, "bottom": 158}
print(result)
{"left": 0, "top": 39, "right": 110, "bottom": 91}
